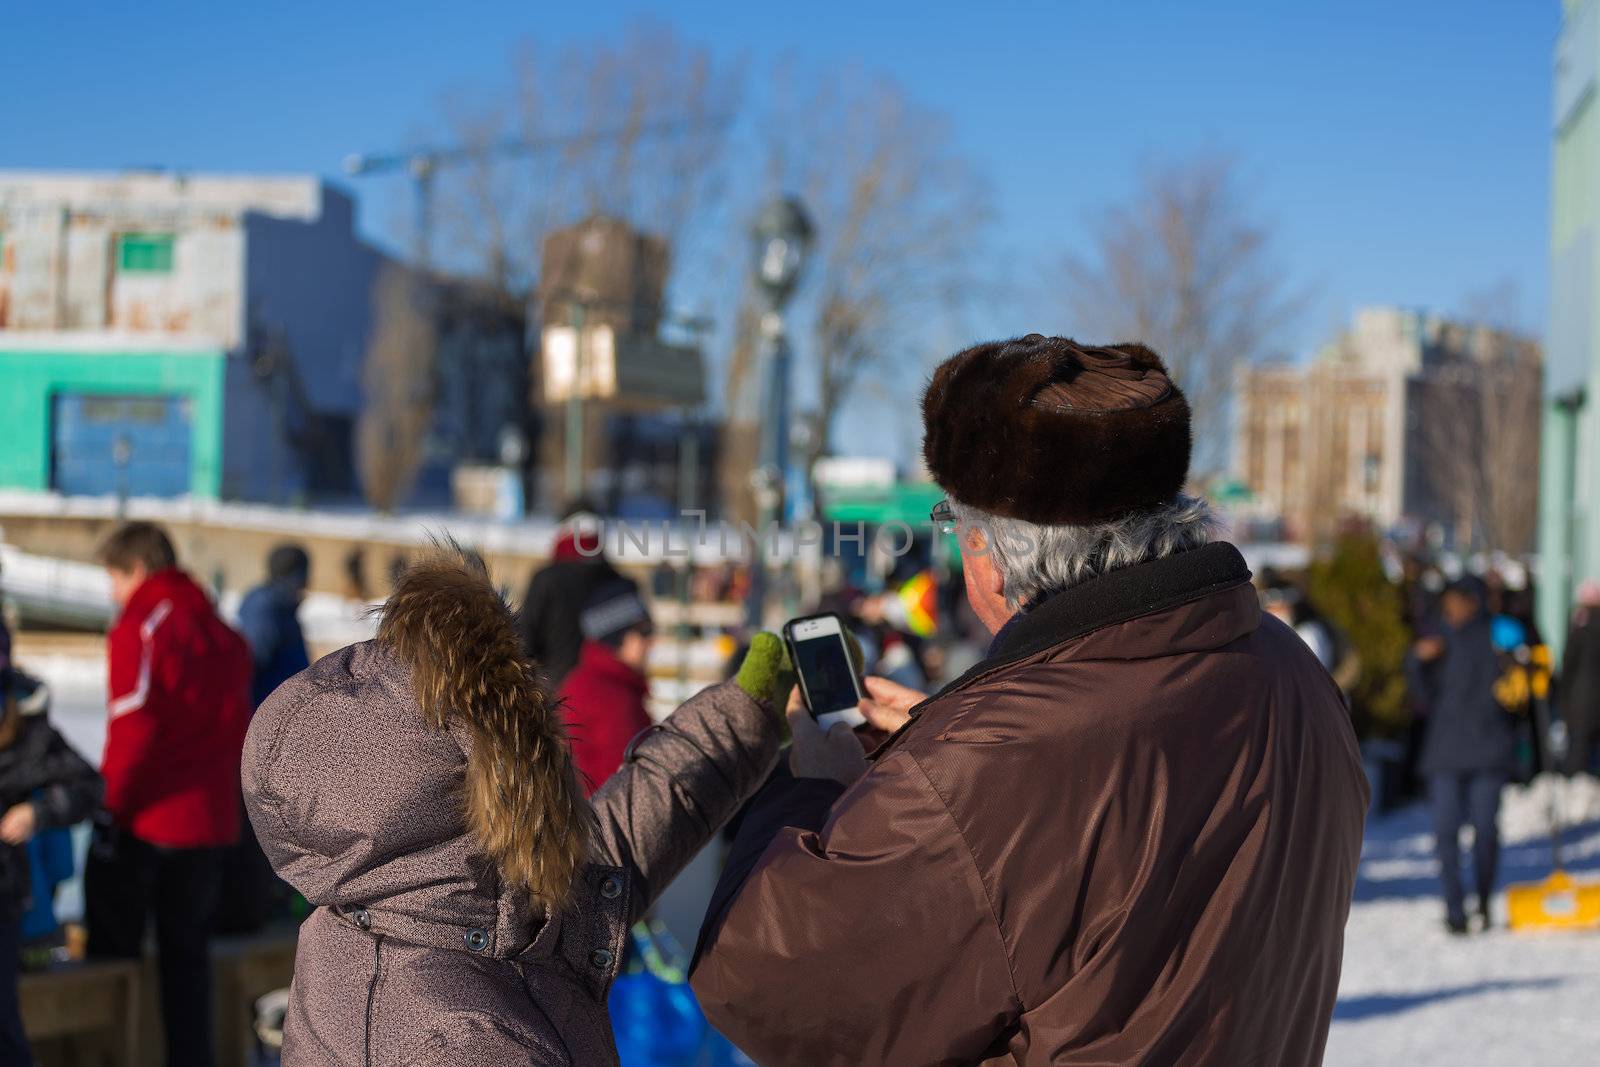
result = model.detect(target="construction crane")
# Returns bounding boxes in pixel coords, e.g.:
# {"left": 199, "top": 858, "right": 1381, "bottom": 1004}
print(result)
{"left": 343, "top": 116, "right": 730, "bottom": 270}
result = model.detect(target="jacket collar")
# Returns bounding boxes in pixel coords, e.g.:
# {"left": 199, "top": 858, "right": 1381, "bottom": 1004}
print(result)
{"left": 944, "top": 542, "right": 1254, "bottom": 697}
{"left": 574, "top": 640, "right": 650, "bottom": 693}
{"left": 120, "top": 567, "right": 206, "bottom": 625}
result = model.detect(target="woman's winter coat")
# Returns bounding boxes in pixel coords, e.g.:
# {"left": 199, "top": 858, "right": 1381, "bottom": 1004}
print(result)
{"left": 241, "top": 553, "right": 781, "bottom": 1065}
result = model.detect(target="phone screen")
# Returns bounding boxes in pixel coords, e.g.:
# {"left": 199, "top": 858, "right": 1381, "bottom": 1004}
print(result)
{"left": 787, "top": 615, "right": 864, "bottom": 726}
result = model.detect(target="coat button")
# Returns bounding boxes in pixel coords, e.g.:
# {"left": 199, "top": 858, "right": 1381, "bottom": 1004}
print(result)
{"left": 599, "top": 875, "right": 623, "bottom": 900}
{"left": 352, "top": 909, "right": 372, "bottom": 931}
{"left": 590, "top": 948, "right": 613, "bottom": 969}
{"left": 464, "top": 928, "right": 489, "bottom": 952}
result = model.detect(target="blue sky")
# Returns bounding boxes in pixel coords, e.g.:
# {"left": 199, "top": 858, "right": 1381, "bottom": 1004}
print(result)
{"left": 4, "top": 1, "right": 1559, "bottom": 454}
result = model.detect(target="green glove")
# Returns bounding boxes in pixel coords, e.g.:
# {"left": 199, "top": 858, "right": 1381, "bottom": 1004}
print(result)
{"left": 734, "top": 632, "right": 797, "bottom": 712}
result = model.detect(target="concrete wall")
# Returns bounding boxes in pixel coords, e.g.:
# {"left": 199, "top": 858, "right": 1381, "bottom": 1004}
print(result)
{"left": 0, "top": 171, "right": 321, "bottom": 341}
{"left": 241, "top": 187, "right": 382, "bottom": 419}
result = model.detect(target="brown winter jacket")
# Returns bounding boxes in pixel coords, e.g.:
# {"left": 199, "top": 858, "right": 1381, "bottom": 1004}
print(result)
{"left": 693, "top": 542, "right": 1369, "bottom": 1066}
{"left": 241, "top": 553, "right": 782, "bottom": 1066}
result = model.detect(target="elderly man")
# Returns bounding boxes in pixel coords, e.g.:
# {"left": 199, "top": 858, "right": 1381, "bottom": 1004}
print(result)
{"left": 691, "top": 335, "right": 1369, "bottom": 1066}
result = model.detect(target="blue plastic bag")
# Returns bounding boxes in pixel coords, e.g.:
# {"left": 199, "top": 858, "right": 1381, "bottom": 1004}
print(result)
{"left": 608, "top": 920, "right": 752, "bottom": 1067}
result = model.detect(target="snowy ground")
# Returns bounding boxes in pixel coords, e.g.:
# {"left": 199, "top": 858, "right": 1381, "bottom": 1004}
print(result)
{"left": 20, "top": 646, "right": 1600, "bottom": 1064}
{"left": 1325, "top": 776, "right": 1600, "bottom": 1066}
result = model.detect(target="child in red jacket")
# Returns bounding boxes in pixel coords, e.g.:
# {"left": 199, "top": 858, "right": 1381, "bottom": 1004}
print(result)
{"left": 557, "top": 579, "right": 655, "bottom": 796}
{"left": 86, "top": 522, "right": 252, "bottom": 1067}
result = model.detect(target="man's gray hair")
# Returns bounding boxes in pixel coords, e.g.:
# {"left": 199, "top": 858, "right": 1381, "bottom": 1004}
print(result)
{"left": 949, "top": 494, "right": 1220, "bottom": 608}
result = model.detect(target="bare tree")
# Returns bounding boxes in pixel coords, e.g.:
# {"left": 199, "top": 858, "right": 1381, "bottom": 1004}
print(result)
{"left": 429, "top": 23, "right": 742, "bottom": 301}
{"left": 357, "top": 267, "right": 437, "bottom": 513}
{"left": 1059, "top": 154, "right": 1299, "bottom": 475}
{"left": 761, "top": 67, "right": 992, "bottom": 490}
{"left": 426, "top": 38, "right": 990, "bottom": 521}
{"left": 1412, "top": 285, "right": 1542, "bottom": 554}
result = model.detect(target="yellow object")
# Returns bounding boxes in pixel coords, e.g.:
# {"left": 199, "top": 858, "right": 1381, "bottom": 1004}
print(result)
{"left": 1507, "top": 871, "right": 1600, "bottom": 932}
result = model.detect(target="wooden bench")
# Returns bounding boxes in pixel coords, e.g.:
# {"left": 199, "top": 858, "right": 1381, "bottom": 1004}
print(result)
{"left": 20, "top": 958, "right": 140, "bottom": 1066}
{"left": 210, "top": 931, "right": 296, "bottom": 1067}
{"left": 19, "top": 929, "right": 296, "bottom": 1067}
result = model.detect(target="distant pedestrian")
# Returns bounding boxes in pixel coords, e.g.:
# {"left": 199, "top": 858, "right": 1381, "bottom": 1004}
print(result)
{"left": 520, "top": 503, "right": 620, "bottom": 686}
{"left": 0, "top": 666, "right": 102, "bottom": 1065}
{"left": 1559, "top": 578, "right": 1600, "bottom": 778}
{"left": 341, "top": 546, "right": 370, "bottom": 603}
{"left": 0, "top": 556, "right": 11, "bottom": 675}
{"left": 223, "top": 543, "right": 312, "bottom": 932}
{"left": 86, "top": 521, "right": 253, "bottom": 1067}
{"left": 1409, "top": 575, "right": 1516, "bottom": 933}
{"left": 238, "top": 544, "right": 312, "bottom": 708}
{"left": 558, "top": 579, "right": 655, "bottom": 795}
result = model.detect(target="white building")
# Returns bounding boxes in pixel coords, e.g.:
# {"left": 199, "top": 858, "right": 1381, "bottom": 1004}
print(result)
{"left": 0, "top": 170, "right": 393, "bottom": 502}
{"left": 1236, "top": 307, "right": 1540, "bottom": 548}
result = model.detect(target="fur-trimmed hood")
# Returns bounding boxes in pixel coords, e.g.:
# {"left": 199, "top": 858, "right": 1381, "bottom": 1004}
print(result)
{"left": 241, "top": 549, "right": 593, "bottom": 957}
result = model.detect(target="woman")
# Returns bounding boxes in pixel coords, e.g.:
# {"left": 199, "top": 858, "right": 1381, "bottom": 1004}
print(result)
{"left": 241, "top": 549, "right": 792, "bottom": 1065}
{"left": 0, "top": 667, "right": 103, "bottom": 1064}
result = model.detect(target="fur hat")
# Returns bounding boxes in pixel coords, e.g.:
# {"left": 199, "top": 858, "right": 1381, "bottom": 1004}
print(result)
{"left": 921, "top": 334, "right": 1192, "bottom": 526}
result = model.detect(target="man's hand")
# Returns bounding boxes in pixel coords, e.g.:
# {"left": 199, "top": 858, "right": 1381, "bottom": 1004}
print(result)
{"left": 1414, "top": 636, "right": 1446, "bottom": 663}
{"left": 787, "top": 691, "right": 869, "bottom": 785}
{"left": 0, "top": 803, "right": 37, "bottom": 846}
{"left": 858, "top": 675, "right": 927, "bottom": 734}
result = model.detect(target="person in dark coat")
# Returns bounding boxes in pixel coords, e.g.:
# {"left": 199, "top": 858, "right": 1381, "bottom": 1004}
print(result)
{"left": 1409, "top": 575, "right": 1516, "bottom": 933}
{"left": 237, "top": 544, "right": 312, "bottom": 709}
{"left": 692, "top": 335, "right": 1369, "bottom": 1066}
{"left": 223, "top": 543, "right": 313, "bottom": 934}
{"left": 0, "top": 667, "right": 103, "bottom": 1063}
{"left": 1559, "top": 578, "right": 1600, "bottom": 777}
{"left": 559, "top": 580, "right": 655, "bottom": 795}
{"left": 520, "top": 505, "right": 621, "bottom": 687}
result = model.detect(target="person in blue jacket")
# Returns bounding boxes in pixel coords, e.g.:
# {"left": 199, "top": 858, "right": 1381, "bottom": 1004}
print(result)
{"left": 1409, "top": 575, "right": 1517, "bottom": 934}
{"left": 222, "top": 543, "right": 312, "bottom": 934}
{"left": 237, "top": 544, "right": 312, "bottom": 708}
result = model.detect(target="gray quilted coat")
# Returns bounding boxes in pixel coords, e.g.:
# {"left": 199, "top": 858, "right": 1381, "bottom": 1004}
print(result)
{"left": 242, "top": 553, "right": 781, "bottom": 1065}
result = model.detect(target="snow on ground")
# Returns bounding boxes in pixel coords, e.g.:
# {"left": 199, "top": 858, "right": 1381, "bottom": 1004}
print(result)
{"left": 21, "top": 648, "right": 1600, "bottom": 1064}
{"left": 1325, "top": 777, "right": 1600, "bottom": 1066}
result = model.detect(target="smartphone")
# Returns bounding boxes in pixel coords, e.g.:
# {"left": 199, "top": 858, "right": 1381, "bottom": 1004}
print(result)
{"left": 783, "top": 613, "right": 866, "bottom": 729}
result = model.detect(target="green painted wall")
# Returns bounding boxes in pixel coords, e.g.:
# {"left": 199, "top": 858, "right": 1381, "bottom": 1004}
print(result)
{"left": 1541, "top": 3, "right": 1600, "bottom": 661}
{"left": 0, "top": 347, "right": 227, "bottom": 498}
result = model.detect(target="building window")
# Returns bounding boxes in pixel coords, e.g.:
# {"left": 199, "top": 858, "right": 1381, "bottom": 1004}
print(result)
{"left": 117, "top": 233, "right": 175, "bottom": 273}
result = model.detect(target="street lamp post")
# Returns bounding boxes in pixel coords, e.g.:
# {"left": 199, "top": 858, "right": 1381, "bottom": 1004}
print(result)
{"left": 746, "top": 197, "right": 814, "bottom": 628}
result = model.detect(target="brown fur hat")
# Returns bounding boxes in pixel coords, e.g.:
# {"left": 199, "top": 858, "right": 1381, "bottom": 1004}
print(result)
{"left": 921, "top": 334, "right": 1192, "bottom": 525}
{"left": 377, "top": 546, "right": 594, "bottom": 911}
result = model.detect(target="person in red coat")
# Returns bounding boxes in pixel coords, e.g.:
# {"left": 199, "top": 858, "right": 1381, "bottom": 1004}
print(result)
{"left": 86, "top": 521, "right": 252, "bottom": 1067}
{"left": 558, "top": 579, "right": 655, "bottom": 796}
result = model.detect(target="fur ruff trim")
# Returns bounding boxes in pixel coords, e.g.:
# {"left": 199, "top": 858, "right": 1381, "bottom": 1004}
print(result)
{"left": 377, "top": 547, "right": 594, "bottom": 912}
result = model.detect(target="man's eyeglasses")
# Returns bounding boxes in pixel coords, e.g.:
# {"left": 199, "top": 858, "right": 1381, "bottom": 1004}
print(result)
{"left": 930, "top": 498, "right": 956, "bottom": 535}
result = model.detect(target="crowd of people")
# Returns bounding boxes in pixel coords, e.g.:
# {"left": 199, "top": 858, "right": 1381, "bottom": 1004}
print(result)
{"left": 0, "top": 334, "right": 1594, "bottom": 1065}
{"left": 1259, "top": 553, "right": 1600, "bottom": 937}
{"left": 234, "top": 334, "right": 1371, "bottom": 1066}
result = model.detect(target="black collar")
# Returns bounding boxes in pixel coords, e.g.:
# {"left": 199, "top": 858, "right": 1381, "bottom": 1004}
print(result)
{"left": 943, "top": 542, "right": 1253, "bottom": 699}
